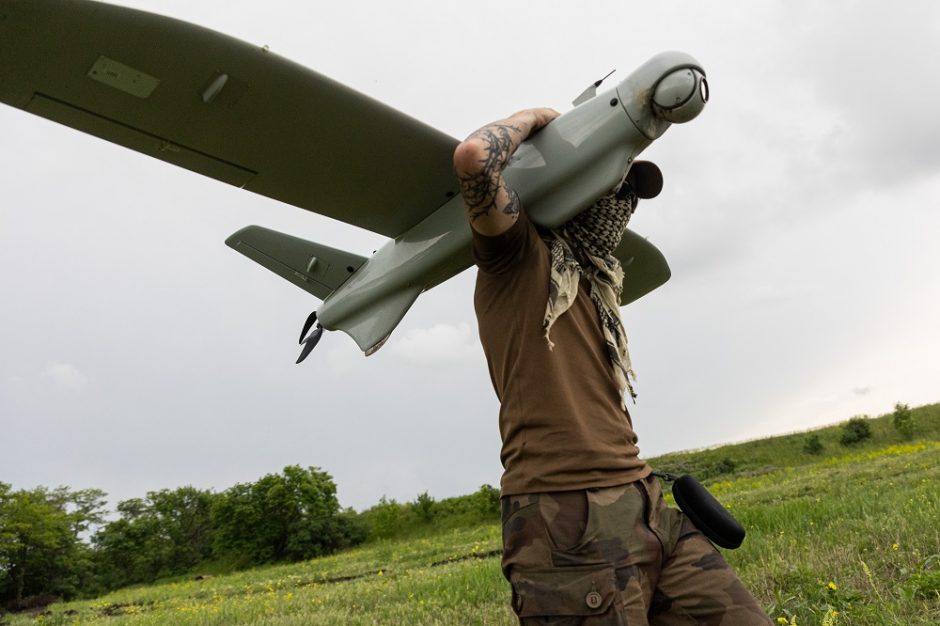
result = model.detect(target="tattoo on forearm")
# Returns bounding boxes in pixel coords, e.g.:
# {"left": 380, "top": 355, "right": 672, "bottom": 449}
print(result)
{"left": 457, "top": 123, "right": 522, "bottom": 223}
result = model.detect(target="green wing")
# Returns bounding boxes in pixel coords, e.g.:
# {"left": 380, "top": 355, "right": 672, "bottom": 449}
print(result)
{"left": 615, "top": 229, "right": 672, "bottom": 306}
{"left": 0, "top": 0, "right": 458, "bottom": 237}
{"left": 0, "top": 0, "right": 672, "bottom": 312}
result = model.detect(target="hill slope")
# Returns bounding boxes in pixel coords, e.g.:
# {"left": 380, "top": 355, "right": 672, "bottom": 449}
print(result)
{"left": 7, "top": 405, "right": 939, "bottom": 625}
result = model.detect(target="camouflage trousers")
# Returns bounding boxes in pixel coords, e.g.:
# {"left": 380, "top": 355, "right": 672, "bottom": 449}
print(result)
{"left": 501, "top": 475, "right": 772, "bottom": 625}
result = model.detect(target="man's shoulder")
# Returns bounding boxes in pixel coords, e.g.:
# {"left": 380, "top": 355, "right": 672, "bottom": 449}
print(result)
{"left": 472, "top": 209, "right": 547, "bottom": 275}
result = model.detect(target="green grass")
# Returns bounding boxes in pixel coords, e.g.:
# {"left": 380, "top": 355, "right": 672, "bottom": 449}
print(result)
{"left": 722, "top": 441, "right": 940, "bottom": 625}
{"left": 8, "top": 525, "right": 513, "bottom": 626}
{"left": 647, "top": 402, "right": 940, "bottom": 480}
{"left": 7, "top": 406, "right": 940, "bottom": 625}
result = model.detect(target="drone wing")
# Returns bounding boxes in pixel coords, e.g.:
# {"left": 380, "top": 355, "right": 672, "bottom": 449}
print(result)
{"left": 0, "top": 0, "right": 459, "bottom": 238}
{"left": 0, "top": 0, "right": 674, "bottom": 356}
{"left": 615, "top": 230, "right": 672, "bottom": 306}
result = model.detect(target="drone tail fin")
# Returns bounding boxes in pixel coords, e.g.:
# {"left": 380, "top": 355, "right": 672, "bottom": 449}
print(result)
{"left": 225, "top": 225, "right": 366, "bottom": 301}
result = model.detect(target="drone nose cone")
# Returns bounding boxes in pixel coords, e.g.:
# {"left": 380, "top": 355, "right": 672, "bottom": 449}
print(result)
{"left": 653, "top": 68, "right": 708, "bottom": 124}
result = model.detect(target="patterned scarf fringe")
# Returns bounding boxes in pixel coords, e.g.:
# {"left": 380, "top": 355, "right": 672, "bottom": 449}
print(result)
{"left": 543, "top": 188, "right": 638, "bottom": 405}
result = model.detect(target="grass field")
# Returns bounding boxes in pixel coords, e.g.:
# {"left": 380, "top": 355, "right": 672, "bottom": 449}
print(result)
{"left": 6, "top": 408, "right": 940, "bottom": 625}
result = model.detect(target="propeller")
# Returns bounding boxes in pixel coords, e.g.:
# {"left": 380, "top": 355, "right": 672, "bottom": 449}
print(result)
{"left": 572, "top": 69, "right": 616, "bottom": 107}
{"left": 296, "top": 311, "right": 324, "bottom": 364}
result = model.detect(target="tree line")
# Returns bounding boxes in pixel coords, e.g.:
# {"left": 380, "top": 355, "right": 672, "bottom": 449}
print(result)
{"left": 1, "top": 466, "right": 361, "bottom": 610}
{"left": 0, "top": 466, "right": 500, "bottom": 612}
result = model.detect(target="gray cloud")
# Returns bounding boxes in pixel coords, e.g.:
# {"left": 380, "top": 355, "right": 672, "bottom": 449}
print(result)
{"left": 783, "top": 1, "right": 940, "bottom": 183}
{"left": 2, "top": 0, "right": 938, "bottom": 511}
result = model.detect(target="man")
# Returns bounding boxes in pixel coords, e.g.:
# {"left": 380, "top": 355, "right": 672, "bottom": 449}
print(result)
{"left": 454, "top": 108, "right": 771, "bottom": 625}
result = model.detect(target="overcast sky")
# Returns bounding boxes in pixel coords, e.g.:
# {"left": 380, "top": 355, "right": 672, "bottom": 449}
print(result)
{"left": 2, "top": 0, "right": 939, "bottom": 511}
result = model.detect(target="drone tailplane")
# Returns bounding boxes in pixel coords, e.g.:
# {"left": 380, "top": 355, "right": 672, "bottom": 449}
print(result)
{"left": 225, "top": 226, "right": 366, "bottom": 300}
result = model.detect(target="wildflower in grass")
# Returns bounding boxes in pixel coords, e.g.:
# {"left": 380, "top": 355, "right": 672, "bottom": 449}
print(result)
{"left": 827, "top": 581, "right": 838, "bottom": 591}
{"left": 892, "top": 543, "right": 899, "bottom": 551}
{"left": 776, "top": 617, "right": 789, "bottom": 624}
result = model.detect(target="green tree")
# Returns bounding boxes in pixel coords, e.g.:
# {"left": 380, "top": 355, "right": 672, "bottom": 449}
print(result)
{"left": 93, "top": 501, "right": 160, "bottom": 586}
{"left": 93, "top": 487, "right": 216, "bottom": 588}
{"left": 0, "top": 485, "right": 105, "bottom": 607}
{"left": 148, "top": 487, "right": 216, "bottom": 572}
{"left": 892, "top": 402, "right": 915, "bottom": 440}
{"left": 212, "top": 466, "right": 357, "bottom": 565}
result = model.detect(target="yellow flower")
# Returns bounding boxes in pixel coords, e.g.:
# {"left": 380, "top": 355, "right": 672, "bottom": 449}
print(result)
{"left": 892, "top": 543, "right": 899, "bottom": 551}
{"left": 777, "top": 618, "right": 789, "bottom": 624}
{"left": 827, "top": 581, "right": 838, "bottom": 591}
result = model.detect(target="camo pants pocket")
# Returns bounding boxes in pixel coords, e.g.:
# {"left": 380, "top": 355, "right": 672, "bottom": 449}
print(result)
{"left": 510, "top": 564, "right": 625, "bottom": 625}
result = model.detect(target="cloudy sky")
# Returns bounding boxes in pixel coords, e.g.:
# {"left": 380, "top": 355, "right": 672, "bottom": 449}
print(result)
{"left": 2, "top": 0, "right": 938, "bottom": 511}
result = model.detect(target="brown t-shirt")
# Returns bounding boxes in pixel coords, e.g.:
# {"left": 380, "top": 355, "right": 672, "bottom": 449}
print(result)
{"left": 473, "top": 211, "right": 650, "bottom": 496}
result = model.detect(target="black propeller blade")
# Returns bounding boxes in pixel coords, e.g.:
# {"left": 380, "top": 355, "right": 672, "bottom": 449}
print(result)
{"left": 296, "top": 311, "right": 324, "bottom": 364}
{"left": 296, "top": 325, "right": 323, "bottom": 364}
{"left": 299, "top": 311, "right": 319, "bottom": 344}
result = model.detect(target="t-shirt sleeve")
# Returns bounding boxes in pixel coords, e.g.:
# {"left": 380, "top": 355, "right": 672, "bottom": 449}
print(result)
{"left": 471, "top": 210, "right": 541, "bottom": 275}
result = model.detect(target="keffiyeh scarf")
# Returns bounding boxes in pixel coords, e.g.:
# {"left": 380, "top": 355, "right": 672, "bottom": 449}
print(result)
{"left": 543, "top": 185, "right": 638, "bottom": 403}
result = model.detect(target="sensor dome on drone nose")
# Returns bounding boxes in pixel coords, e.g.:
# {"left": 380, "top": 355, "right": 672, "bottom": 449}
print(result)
{"left": 653, "top": 68, "right": 709, "bottom": 124}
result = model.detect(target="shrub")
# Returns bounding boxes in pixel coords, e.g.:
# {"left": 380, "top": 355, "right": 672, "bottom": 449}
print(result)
{"left": 428, "top": 484, "right": 500, "bottom": 528}
{"left": 413, "top": 491, "right": 436, "bottom": 523}
{"left": 469, "top": 484, "right": 500, "bottom": 519}
{"left": 363, "top": 497, "right": 404, "bottom": 540}
{"left": 715, "top": 457, "right": 737, "bottom": 474}
{"left": 840, "top": 416, "right": 873, "bottom": 446}
{"left": 328, "top": 508, "right": 368, "bottom": 550}
{"left": 892, "top": 402, "right": 915, "bottom": 440}
{"left": 803, "top": 434, "right": 824, "bottom": 455}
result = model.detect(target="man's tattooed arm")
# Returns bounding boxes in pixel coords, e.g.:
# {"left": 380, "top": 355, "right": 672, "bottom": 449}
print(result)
{"left": 453, "top": 108, "right": 559, "bottom": 236}
{"left": 457, "top": 123, "right": 523, "bottom": 225}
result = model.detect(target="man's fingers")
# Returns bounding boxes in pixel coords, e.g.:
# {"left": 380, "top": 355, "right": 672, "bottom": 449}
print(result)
{"left": 512, "top": 107, "right": 561, "bottom": 130}
{"left": 535, "top": 108, "right": 561, "bottom": 127}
